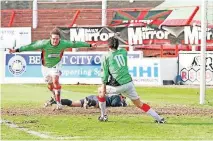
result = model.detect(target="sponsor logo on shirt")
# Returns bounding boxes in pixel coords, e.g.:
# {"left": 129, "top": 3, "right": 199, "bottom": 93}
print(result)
{"left": 48, "top": 54, "right": 60, "bottom": 58}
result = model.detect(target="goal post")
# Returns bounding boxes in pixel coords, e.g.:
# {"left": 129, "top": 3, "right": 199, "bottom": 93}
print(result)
{"left": 200, "top": 0, "right": 207, "bottom": 104}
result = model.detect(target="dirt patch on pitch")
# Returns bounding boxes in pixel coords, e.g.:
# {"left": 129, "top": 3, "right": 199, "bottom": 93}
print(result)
{"left": 2, "top": 105, "right": 213, "bottom": 117}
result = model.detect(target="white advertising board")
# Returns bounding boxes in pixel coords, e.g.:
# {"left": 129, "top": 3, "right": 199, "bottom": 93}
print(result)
{"left": 128, "top": 59, "right": 161, "bottom": 85}
{"left": 179, "top": 51, "right": 213, "bottom": 85}
{"left": 129, "top": 58, "right": 177, "bottom": 85}
{"left": 2, "top": 51, "right": 177, "bottom": 85}
{"left": 0, "top": 27, "right": 31, "bottom": 49}
{"left": 3, "top": 51, "right": 142, "bottom": 84}
{"left": 0, "top": 27, "right": 31, "bottom": 84}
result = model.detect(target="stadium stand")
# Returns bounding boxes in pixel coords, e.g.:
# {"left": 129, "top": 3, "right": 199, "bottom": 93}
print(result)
{"left": 3, "top": 0, "right": 212, "bottom": 57}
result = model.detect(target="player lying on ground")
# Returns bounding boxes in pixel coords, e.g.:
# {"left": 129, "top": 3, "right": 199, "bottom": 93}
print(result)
{"left": 97, "top": 37, "right": 165, "bottom": 123}
{"left": 44, "top": 94, "right": 127, "bottom": 109}
{"left": 9, "top": 28, "right": 96, "bottom": 110}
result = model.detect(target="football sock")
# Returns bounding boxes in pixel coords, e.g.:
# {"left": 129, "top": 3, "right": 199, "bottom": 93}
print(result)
{"left": 54, "top": 90, "right": 61, "bottom": 104}
{"left": 141, "top": 103, "right": 162, "bottom": 121}
{"left": 48, "top": 85, "right": 56, "bottom": 100}
{"left": 53, "top": 85, "right": 61, "bottom": 104}
{"left": 61, "top": 99, "right": 72, "bottom": 106}
{"left": 98, "top": 96, "right": 106, "bottom": 117}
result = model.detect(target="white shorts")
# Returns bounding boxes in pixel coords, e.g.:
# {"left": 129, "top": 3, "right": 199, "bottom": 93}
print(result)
{"left": 41, "top": 62, "right": 62, "bottom": 83}
{"left": 106, "top": 82, "right": 139, "bottom": 100}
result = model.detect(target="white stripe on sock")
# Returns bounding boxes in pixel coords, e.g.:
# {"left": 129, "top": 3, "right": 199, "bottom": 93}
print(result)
{"left": 146, "top": 108, "right": 162, "bottom": 121}
{"left": 99, "top": 101, "right": 106, "bottom": 117}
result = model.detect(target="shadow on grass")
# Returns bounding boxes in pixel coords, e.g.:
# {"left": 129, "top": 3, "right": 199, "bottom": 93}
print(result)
{"left": 133, "top": 120, "right": 213, "bottom": 125}
{"left": 165, "top": 122, "right": 213, "bottom": 126}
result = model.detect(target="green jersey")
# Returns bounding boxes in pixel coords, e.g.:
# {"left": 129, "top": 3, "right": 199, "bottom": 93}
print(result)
{"left": 101, "top": 48, "right": 132, "bottom": 86}
{"left": 19, "top": 39, "right": 91, "bottom": 68}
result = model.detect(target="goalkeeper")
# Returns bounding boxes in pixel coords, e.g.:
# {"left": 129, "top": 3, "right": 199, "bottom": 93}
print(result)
{"left": 44, "top": 94, "right": 128, "bottom": 108}
{"left": 9, "top": 28, "right": 96, "bottom": 110}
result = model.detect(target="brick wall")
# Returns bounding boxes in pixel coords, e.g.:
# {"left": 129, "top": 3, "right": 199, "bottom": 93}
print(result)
{"left": 1, "top": 0, "right": 166, "bottom": 55}
{"left": 1, "top": 0, "right": 163, "bottom": 41}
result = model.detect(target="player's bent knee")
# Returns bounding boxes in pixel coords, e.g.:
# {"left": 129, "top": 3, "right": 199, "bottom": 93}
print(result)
{"left": 48, "top": 84, "right": 53, "bottom": 91}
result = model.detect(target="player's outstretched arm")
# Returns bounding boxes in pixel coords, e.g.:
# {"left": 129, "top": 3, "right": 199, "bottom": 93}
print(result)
{"left": 8, "top": 48, "right": 16, "bottom": 54}
{"left": 62, "top": 40, "right": 97, "bottom": 49}
{"left": 8, "top": 40, "right": 46, "bottom": 53}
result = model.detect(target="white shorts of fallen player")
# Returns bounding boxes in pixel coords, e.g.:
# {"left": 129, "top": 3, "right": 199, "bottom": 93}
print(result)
{"left": 106, "top": 82, "right": 139, "bottom": 100}
{"left": 41, "top": 62, "right": 62, "bottom": 84}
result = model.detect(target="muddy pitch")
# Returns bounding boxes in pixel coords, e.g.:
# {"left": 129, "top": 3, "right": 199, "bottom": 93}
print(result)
{"left": 2, "top": 105, "right": 213, "bottom": 117}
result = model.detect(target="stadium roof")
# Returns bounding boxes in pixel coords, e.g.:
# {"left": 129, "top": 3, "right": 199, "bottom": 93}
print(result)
{"left": 152, "top": 0, "right": 213, "bottom": 27}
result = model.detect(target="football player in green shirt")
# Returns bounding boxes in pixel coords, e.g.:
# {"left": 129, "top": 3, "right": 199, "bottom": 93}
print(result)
{"left": 97, "top": 37, "right": 165, "bottom": 123}
{"left": 9, "top": 28, "right": 96, "bottom": 110}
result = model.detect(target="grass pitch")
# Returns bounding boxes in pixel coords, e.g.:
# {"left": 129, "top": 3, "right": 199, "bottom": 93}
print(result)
{"left": 1, "top": 84, "right": 213, "bottom": 140}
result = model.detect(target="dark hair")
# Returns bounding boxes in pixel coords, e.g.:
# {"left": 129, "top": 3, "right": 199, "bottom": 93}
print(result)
{"left": 50, "top": 28, "right": 61, "bottom": 37}
{"left": 108, "top": 37, "right": 119, "bottom": 49}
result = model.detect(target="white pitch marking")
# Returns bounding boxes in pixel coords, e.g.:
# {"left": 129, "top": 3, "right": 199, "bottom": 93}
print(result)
{"left": 0, "top": 119, "right": 85, "bottom": 139}
{"left": 1, "top": 119, "right": 52, "bottom": 139}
